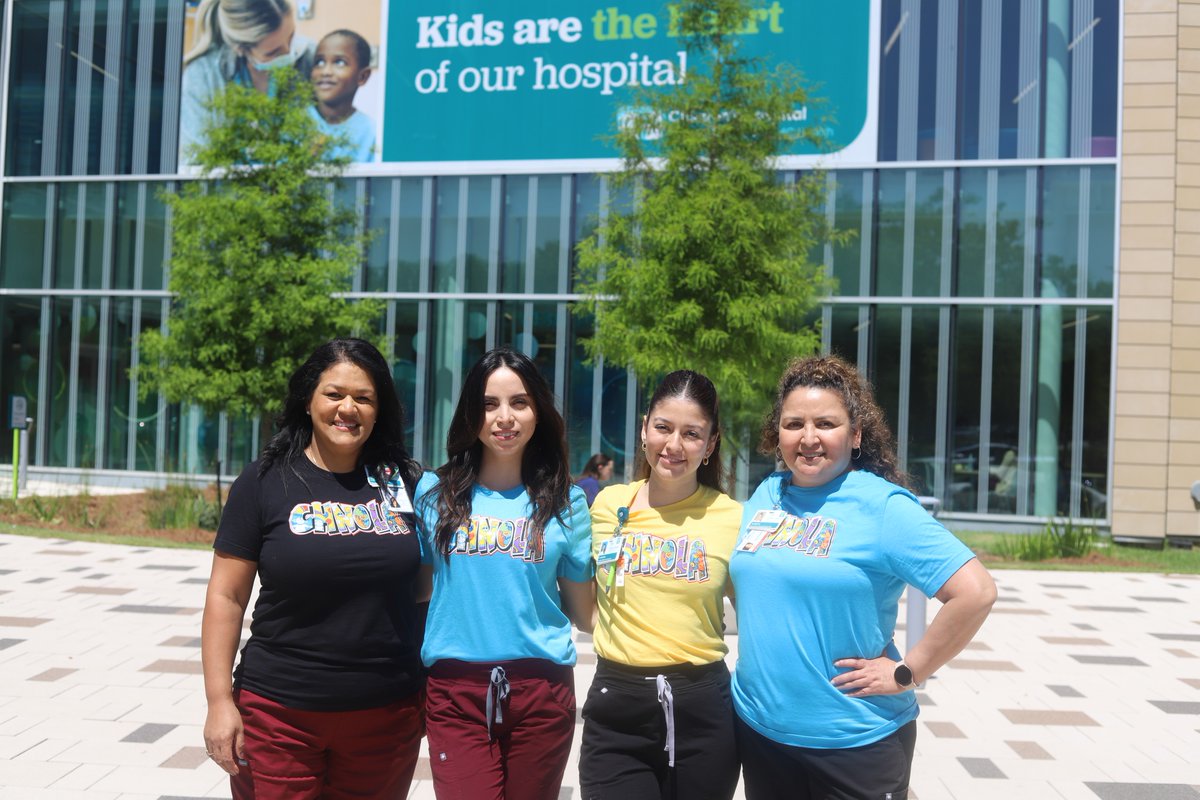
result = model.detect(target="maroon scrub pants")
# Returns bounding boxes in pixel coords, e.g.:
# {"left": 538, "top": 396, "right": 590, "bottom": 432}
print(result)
{"left": 229, "top": 688, "right": 423, "bottom": 800}
{"left": 425, "top": 658, "right": 577, "bottom": 800}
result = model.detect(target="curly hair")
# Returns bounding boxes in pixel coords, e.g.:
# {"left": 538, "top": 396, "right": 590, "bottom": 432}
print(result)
{"left": 758, "top": 354, "right": 910, "bottom": 489}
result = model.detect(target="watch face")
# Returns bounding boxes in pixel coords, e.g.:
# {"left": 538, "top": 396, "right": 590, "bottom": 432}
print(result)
{"left": 894, "top": 663, "right": 914, "bottom": 687}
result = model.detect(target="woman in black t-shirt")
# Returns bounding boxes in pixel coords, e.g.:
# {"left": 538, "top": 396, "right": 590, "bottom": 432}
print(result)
{"left": 201, "top": 338, "right": 426, "bottom": 800}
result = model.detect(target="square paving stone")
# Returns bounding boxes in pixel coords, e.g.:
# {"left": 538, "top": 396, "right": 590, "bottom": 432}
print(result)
{"left": 1086, "top": 784, "right": 1200, "bottom": 800}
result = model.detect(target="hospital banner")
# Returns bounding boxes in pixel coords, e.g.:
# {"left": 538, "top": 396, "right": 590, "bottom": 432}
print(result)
{"left": 180, "top": 0, "right": 879, "bottom": 173}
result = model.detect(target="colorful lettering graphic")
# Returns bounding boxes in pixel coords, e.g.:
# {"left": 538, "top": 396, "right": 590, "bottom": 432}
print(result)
{"left": 618, "top": 532, "right": 709, "bottom": 582}
{"left": 761, "top": 513, "right": 835, "bottom": 557}
{"left": 449, "top": 515, "right": 544, "bottom": 563}
{"left": 289, "top": 499, "right": 412, "bottom": 536}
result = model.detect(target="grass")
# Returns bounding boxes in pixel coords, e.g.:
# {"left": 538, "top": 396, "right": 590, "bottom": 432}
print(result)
{"left": 0, "top": 520, "right": 211, "bottom": 550}
{"left": 956, "top": 529, "right": 1200, "bottom": 574}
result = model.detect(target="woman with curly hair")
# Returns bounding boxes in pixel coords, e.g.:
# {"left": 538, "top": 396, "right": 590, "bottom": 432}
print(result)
{"left": 730, "top": 355, "right": 996, "bottom": 800}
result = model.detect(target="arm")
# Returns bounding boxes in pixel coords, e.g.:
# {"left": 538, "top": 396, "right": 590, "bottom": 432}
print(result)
{"left": 558, "top": 577, "right": 597, "bottom": 634}
{"left": 201, "top": 551, "right": 257, "bottom": 775}
{"left": 831, "top": 558, "right": 996, "bottom": 696}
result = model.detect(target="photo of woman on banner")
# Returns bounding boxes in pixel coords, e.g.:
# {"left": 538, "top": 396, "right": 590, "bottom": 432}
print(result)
{"left": 179, "top": 0, "right": 385, "bottom": 166}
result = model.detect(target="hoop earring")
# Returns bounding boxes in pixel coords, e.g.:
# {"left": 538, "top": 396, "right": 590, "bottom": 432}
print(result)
{"left": 641, "top": 441, "right": 646, "bottom": 452}
{"left": 851, "top": 446, "right": 861, "bottom": 461}
{"left": 702, "top": 456, "right": 710, "bottom": 466}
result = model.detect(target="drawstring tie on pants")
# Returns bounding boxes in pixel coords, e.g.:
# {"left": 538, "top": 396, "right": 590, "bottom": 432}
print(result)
{"left": 652, "top": 674, "right": 676, "bottom": 767}
{"left": 486, "top": 666, "right": 510, "bottom": 741}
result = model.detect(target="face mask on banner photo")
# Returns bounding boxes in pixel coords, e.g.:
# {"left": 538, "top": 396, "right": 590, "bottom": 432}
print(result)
{"left": 251, "top": 40, "right": 303, "bottom": 72}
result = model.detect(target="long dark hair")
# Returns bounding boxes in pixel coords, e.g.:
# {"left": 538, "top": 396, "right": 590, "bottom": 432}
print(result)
{"left": 259, "top": 338, "right": 422, "bottom": 493}
{"left": 636, "top": 370, "right": 728, "bottom": 494}
{"left": 429, "top": 347, "right": 572, "bottom": 560}
{"left": 758, "top": 354, "right": 909, "bottom": 488}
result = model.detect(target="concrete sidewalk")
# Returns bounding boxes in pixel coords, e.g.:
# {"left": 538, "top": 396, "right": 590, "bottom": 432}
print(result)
{"left": 1, "top": 531, "right": 1199, "bottom": 799}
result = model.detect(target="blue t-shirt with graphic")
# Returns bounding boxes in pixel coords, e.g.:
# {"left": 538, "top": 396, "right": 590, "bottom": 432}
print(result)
{"left": 416, "top": 472, "right": 594, "bottom": 666}
{"left": 730, "top": 469, "right": 975, "bottom": 749}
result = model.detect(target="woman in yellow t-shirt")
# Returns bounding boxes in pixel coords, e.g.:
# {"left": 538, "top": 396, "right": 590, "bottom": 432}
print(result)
{"left": 580, "top": 370, "right": 743, "bottom": 800}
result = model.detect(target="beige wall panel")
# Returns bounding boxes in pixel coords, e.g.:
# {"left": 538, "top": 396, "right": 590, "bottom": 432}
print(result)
{"left": 1118, "top": 344, "right": 1173, "bottom": 368}
{"left": 1111, "top": 438, "right": 1171, "bottom": 465}
{"left": 1182, "top": 50, "right": 1200, "bottom": 71}
{"left": 1122, "top": 178, "right": 1177, "bottom": 203}
{"left": 1170, "top": 418, "right": 1200, "bottom": 441}
{"left": 1174, "top": 210, "right": 1200, "bottom": 231}
{"left": 1171, "top": 301, "right": 1200, "bottom": 321}
{"left": 1178, "top": 142, "right": 1200, "bottom": 163}
{"left": 1126, "top": 13, "right": 1178, "bottom": 38}
{"left": 1128, "top": 60, "right": 1181, "bottom": 84}
{"left": 1111, "top": 511, "right": 1166, "bottom": 538}
{"left": 1131, "top": 155, "right": 1179, "bottom": 177}
{"left": 1113, "top": 487, "right": 1168, "bottom": 513}
{"left": 1172, "top": 351, "right": 1200, "bottom": 377}
{"left": 1116, "top": 365, "right": 1172, "bottom": 392}
{"left": 1114, "top": 415, "right": 1172, "bottom": 440}
{"left": 1181, "top": 25, "right": 1200, "bottom": 50}
{"left": 1169, "top": 465, "right": 1200, "bottom": 486}
{"left": 1169, "top": 441, "right": 1200, "bottom": 464}
{"left": 1126, "top": 131, "right": 1178, "bottom": 154}
{"left": 1116, "top": 320, "right": 1174, "bottom": 344}
{"left": 1174, "top": 257, "right": 1200, "bottom": 279}
{"left": 1180, "top": 70, "right": 1200, "bottom": 97}
{"left": 1172, "top": 392, "right": 1200, "bottom": 418}
{"left": 1115, "top": 390, "right": 1171, "bottom": 417}
{"left": 1124, "top": 107, "right": 1181, "bottom": 130}
{"left": 1118, "top": 298, "right": 1175, "bottom": 321}
{"left": 1165, "top": 512, "right": 1200, "bottom": 536}
{"left": 1180, "top": 90, "right": 1200, "bottom": 117}
{"left": 1173, "top": 278, "right": 1200, "bottom": 302}
{"left": 1123, "top": 204, "right": 1179, "bottom": 227}
{"left": 1130, "top": 0, "right": 1183, "bottom": 14}
{"left": 1121, "top": 226, "right": 1175, "bottom": 249}
{"left": 1177, "top": 118, "right": 1200, "bottom": 140}
{"left": 1114, "top": 463, "right": 1169, "bottom": 488}
{"left": 1117, "top": 271, "right": 1174, "bottom": 296}
{"left": 1125, "top": 36, "right": 1179, "bottom": 61}
{"left": 1124, "top": 83, "right": 1178, "bottom": 107}
{"left": 1182, "top": 3, "right": 1200, "bottom": 24}
{"left": 1177, "top": 187, "right": 1200, "bottom": 209}
{"left": 1171, "top": 372, "right": 1200, "bottom": 395}
{"left": 1174, "top": 233, "right": 1200, "bottom": 255}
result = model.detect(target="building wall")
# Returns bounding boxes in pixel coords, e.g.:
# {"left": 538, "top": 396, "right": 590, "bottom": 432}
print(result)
{"left": 1114, "top": 0, "right": 1200, "bottom": 542}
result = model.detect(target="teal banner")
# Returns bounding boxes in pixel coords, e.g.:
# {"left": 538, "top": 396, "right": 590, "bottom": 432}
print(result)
{"left": 383, "top": 1, "right": 878, "bottom": 170}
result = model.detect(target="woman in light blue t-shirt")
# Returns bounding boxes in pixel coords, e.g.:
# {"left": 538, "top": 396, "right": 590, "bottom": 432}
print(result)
{"left": 731, "top": 355, "right": 997, "bottom": 800}
{"left": 415, "top": 347, "right": 595, "bottom": 800}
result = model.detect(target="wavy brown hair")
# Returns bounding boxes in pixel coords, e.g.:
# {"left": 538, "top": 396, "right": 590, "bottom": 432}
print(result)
{"left": 758, "top": 354, "right": 910, "bottom": 489}
{"left": 426, "top": 348, "right": 572, "bottom": 561}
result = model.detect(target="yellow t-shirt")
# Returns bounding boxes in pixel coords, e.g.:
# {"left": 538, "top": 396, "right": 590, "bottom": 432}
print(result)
{"left": 591, "top": 481, "right": 742, "bottom": 666}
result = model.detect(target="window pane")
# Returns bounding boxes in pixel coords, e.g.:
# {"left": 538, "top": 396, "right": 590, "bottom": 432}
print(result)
{"left": 1, "top": 184, "right": 48, "bottom": 288}
{"left": 105, "top": 298, "right": 134, "bottom": 469}
{"left": 829, "top": 171, "right": 867, "bottom": 297}
{"left": 0, "top": 298, "right": 42, "bottom": 463}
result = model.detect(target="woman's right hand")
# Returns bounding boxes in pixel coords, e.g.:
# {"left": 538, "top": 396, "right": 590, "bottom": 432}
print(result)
{"left": 203, "top": 696, "right": 245, "bottom": 775}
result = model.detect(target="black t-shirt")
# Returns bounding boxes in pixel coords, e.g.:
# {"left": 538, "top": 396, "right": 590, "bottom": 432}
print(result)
{"left": 215, "top": 457, "right": 423, "bottom": 711}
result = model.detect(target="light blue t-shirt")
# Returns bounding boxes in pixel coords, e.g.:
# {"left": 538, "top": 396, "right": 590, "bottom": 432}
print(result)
{"left": 730, "top": 470, "right": 975, "bottom": 749}
{"left": 307, "top": 107, "right": 376, "bottom": 162}
{"left": 416, "top": 472, "right": 594, "bottom": 667}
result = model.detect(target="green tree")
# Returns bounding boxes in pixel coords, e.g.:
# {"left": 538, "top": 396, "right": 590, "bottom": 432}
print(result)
{"left": 138, "top": 72, "right": 380, "bottom": 432}
{"left": 575, "top": 0, "right": 837, "bottom": 450}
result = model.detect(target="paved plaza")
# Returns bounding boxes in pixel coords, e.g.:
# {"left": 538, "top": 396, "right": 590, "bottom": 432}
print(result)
{"left": 1, "top": 530, "right": 1199, "bottom": 799}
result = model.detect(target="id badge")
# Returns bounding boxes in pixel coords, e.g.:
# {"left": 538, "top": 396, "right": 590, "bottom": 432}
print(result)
{"left": 367, "top": 466, "right": 414, "bottom": 514}
{"left": 738, "top": 509, "right": 787, "bottom": 553}
{"left": 596, "top": 535, "right": 625, "bottom": 566}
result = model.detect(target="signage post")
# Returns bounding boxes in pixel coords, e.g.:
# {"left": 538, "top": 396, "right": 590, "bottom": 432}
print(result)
{"left": 9, "top": 396, "right": 28, "bottom": 500}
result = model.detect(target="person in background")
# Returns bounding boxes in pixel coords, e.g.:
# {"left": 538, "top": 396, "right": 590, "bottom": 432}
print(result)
{"left": 575, "top": 452, "right": 614, "bottom": 507}
{"left": 580, "top": 370, "right": 742, "bottom": 800}
{"left": 309, "top": 29, "right": 377, "bottom": 162}
{"left": 201, "top": 338, "right": 425, "bottom": 799}
{"left": 731, "top": 354, "right": 997, "bottom": 800}
{"left": 416, "top": 346, "right": 594, "bottom": 800}
{"left": 180, "top": 0, "right": 314, "bottom": 161}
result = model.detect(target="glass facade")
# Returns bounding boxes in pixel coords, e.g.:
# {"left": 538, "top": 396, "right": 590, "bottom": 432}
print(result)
{"left": 0, "top": 1, "right": 1119, "bottom": 524}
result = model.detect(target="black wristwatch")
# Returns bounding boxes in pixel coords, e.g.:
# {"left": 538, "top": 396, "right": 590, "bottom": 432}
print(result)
{"left": 894, "top": 662, "right": 916, "bottom": 689}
